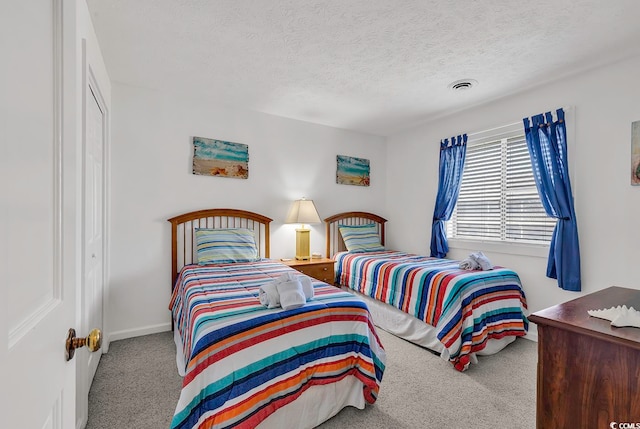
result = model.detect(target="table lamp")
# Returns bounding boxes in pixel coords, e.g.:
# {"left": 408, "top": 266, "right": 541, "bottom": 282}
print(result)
{"left": 285, "top": 198, "right": 321, "bottom": 260}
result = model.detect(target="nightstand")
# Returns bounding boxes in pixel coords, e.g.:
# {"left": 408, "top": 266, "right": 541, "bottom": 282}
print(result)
{"left": 281, "top": 258, "right": 335, "bottom": 284}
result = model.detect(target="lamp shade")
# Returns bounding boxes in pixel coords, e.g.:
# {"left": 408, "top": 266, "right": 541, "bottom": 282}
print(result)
{"left": 285, "top": 198, "right": 321, "bottom": 224}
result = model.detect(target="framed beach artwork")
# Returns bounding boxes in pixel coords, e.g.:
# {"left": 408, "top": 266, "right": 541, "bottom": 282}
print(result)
{"left": 192, "top": 136, "right": 249, "bottom": 179}
{"left": 336, "top": 155, "right": 370, "bottom": 187}
{"left": 632, "top": 120, "right": 640, "bottom": 186}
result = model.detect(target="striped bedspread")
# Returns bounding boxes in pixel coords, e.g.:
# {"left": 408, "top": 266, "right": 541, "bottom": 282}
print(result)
{"left": 335, "top": 251, "right": 528, "bottom": 371}
{"left": 169, "top": 260, "right": 385, "bottom": 429}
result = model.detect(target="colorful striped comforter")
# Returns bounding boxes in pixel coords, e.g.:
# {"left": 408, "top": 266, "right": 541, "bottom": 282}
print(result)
{"left": 335, "top": 251, "right": 527, "bottom": 371}
{"left": 169, "top": 260, "right": 386, "bottom": 429}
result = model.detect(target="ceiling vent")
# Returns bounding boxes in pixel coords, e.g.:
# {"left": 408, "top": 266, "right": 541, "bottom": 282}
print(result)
{"left": 448, "top": 79, "right": 478, "bottom": 91}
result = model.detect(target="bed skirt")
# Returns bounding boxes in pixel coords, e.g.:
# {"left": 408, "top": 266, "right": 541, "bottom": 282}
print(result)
{"left": 344, "top": 286, "right": 516, "bottom": 364}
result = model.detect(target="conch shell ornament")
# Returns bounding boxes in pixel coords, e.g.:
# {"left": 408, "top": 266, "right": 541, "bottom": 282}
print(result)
{"left": 587, "top": 305, "right": 640, "bottom": 328}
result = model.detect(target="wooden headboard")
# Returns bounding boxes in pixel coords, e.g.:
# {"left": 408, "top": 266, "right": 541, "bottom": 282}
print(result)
{"left": 324, "top": 211, "right": 388, "bottom": 258}
{"left": 167, "top": 208, "right": 273, "bottom": 290}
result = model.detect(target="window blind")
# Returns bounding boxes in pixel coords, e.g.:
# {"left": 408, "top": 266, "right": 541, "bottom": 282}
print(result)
{"left": 448, "top": 126, "right": 556, "bottom": 244}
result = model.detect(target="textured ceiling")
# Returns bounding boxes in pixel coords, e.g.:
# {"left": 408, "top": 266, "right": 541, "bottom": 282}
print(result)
{"left": 87, "top": 0, "right": 640, "bottom": 136}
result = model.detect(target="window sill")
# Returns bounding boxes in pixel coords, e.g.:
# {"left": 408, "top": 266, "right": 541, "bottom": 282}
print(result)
{"left": 447, "top": 238, "right": 549, "bottom": 258}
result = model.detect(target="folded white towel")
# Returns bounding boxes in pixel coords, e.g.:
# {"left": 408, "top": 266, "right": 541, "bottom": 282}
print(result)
{"left": 259, "top": 281, "right": 280, "bottom": 309}
{"left": 459, "top": 258, "right": 479, "bottom": 270}
{"left": 259, "top": 272, "right": 314, "bottom": 310}
{"left": 276, "top": 272, "right": 296, "bottom": 283}
{"left": 470, "top": 251, "right": 493, "bottom": 271}
{"left": 296, "top": 275, "right": 314, "bottom": 300}
{"left": 277, "top": 280, "right": 306, "bottom": 310}
{"left": 276, "top": 272, "right": 314, "bottom": 300}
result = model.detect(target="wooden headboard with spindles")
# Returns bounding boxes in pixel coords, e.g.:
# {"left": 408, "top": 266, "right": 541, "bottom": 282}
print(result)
{"left": 324, "top": 211, "right": 388, "bottom": 258}
{"left": 167, "top": 209, "right": 273, "bottom": 290}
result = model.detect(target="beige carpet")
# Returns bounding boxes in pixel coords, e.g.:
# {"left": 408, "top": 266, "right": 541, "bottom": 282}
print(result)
{"left": 87, "top": 329, "right": 536, "bottom": 429}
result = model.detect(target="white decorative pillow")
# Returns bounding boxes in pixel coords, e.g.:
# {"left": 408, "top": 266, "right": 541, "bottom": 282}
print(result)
{"left": 195, "top": 228, "right": 258, "bottom": 264}
{"left": 338, "top": 224, "right": 385, "bottom": 253}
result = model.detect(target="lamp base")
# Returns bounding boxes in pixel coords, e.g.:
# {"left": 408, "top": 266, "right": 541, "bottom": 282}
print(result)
{"left": 295, "top": 228, "right": 311, "bottom": 260}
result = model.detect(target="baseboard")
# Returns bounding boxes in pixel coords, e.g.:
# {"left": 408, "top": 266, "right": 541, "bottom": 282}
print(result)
{"left": 107, "top": 323, "right": 172, "bottom": 345}
{"left": 523, "top": 328, "right": 538, "bottom": 342}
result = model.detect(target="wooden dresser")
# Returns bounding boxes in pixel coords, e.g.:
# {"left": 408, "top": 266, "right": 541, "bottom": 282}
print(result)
{"left": 529, "top": 286, "right": 640, "bottom": 429}
{"left": 282, "top": 258, "right": 335, "bottom": 284}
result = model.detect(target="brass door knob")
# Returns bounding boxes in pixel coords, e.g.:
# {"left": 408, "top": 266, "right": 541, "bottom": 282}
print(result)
{"left": 66, "top": 328, "right": 102, "bottom": 361}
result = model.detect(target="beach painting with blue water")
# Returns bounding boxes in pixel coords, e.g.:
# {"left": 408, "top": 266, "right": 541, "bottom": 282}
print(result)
{"left": 336, "top": 155, "right": 370, "bottom": 186}
{"left": 192, "top": 136, "right": 249, "bottom": 179}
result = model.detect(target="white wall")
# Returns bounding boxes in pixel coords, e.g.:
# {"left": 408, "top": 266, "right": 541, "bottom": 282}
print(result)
{"left": 386, "top": 54, "right": 640, "bottom": 336}
{"left": 108, "top": 52, "right": 640, "bottom": 341}
{"left": 108, "top": 84, "right": 386, "bottom": 339}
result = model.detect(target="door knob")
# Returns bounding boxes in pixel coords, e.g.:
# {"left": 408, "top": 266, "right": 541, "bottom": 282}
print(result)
{"left": 66, "top": 328, "right": 102, "bottom": 361}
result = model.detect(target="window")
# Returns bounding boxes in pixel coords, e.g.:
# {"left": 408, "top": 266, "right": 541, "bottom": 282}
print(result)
{"left": 447, "top": 123, "right": 556, "bottom": 245}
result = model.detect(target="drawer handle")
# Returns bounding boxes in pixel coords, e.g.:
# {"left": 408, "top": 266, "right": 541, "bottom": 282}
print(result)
{"left": 323, "top": 267, "right": 328, "bottom": 271}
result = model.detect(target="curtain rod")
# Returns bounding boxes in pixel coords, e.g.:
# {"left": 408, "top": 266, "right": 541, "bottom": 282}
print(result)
{"left": 466, "top": 121, "right": 520, "bottom": 138}
{"left": 466, "top": 105, "right": 572, "bottom": 139}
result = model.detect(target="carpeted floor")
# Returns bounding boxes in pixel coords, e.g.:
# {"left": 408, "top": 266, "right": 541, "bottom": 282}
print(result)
{"left": 87, "top": 329, "right": 536, "bottom": 429}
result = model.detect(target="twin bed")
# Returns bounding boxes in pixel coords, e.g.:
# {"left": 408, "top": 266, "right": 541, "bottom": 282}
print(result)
{"left": 325, "top": 212, "right": 528, "bottom": 371}
{"left": 168, "top": 209, "right": 385, "bottom": 429}
{"left": 168, "top": 209, "right": 528, "bottom": 428}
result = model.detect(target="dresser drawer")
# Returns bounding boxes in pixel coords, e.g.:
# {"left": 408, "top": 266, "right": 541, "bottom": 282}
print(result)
{"left": 294, "top": 262, "right": 334, "bottom": 283}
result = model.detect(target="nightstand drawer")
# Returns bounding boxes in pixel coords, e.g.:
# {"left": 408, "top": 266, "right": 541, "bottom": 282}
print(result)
{"left": 293, "top": 262, "right": 335, "bottom": 283}
{"left": 281, "top": 258, "right": 336, "bottom": 284}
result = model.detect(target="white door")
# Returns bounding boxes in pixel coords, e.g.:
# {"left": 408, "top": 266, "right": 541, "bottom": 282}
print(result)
{"left": 1, "top": 1, "right": 85, "bottom": 428}
{"left": 85, "top": 85, "right": 105, "bottom": 384}
{"left": 77, "top": 81, "right": 106, "bottom": 423}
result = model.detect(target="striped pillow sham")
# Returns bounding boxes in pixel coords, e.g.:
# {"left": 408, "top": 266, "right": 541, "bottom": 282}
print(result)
{"left": 338, "top": 224, "right": 385, "bottom": 253}
{"left": 195, "top": 228, "right": 259, "bottom": 264}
